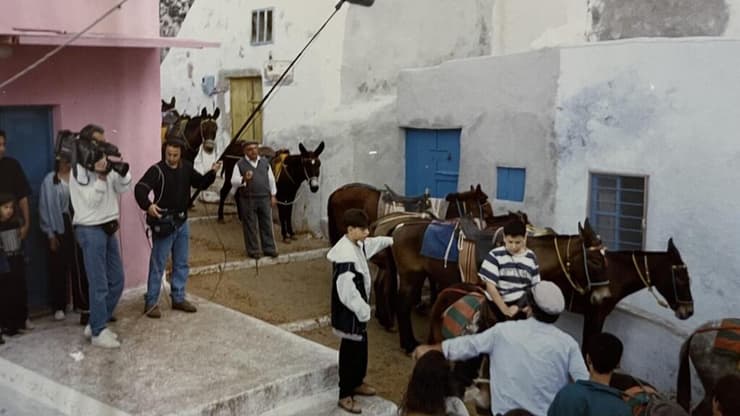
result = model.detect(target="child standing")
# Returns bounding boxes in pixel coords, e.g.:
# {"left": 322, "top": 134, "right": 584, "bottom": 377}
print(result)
{"left": 327, "top": 208, "right": 393, "bottom": 414}
{"left": 478, "top": 220, "right": 540, "bottom": 320}
{"left": 0, "top": 193, "right": 29, "bottom": 339}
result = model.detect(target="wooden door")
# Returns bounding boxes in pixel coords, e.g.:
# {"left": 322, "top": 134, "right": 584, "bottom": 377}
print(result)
{"left": 229, "top": 77, "right": 263, "bottom": 142}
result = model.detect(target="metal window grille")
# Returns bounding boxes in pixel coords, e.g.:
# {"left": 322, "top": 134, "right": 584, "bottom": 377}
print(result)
{"left": 589, "top": 174, "right": 646, "bottom": 250}
{"left": 251, "top": 9, "right": 273, "bottom": 45}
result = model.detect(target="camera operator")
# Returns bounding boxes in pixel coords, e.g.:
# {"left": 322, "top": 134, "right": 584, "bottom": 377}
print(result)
{"left": 134, "top": 138, "right": 221, "bottom": 319}
{"left": 69, "top": 124, "right": 131, "bottom": 349}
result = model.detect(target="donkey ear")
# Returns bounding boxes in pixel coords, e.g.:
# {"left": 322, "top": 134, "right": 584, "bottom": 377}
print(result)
{"left": 470, "top": 185, "right": 474, "bottom": 191}
{"left": 169, "top": 96, "right": 176, "bottom": 106}
{"left": 578, "top": 222, "right": 584, "bottom": 233}
{"left": 299, "top": 143, "right": 308, "bottom": 155}
{"left": 668, "top": 238, "right": 676, "bottom": 251}
{"left": 213, "top": 108, "right": 220, "bottom": 120}
{"left": 315, "top": 141, "right": 325, "bottom": 156}
{"left": 476, "top": 184, "right": 482, "bottom": 192}
{"left": 200, "top": 108, "right": 207, "bottom": 117}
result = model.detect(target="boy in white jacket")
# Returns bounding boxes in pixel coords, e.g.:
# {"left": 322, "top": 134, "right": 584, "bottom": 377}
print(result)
{"left": 327, "top": 208, "right": 392, "bottom": 414}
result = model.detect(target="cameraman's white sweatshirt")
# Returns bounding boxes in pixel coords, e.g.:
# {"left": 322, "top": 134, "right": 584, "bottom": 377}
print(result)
{"left": 70, "top": 164, "right": 132, "bottom": 226}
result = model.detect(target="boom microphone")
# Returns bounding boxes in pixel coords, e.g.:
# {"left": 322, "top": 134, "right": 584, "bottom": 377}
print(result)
{"left": 344, "top": 0, "right": 375, "bottom": 6}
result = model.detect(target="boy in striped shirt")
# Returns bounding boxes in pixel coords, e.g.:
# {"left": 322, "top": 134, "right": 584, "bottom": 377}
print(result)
{"left": 479, "top": 220, "right": 540, "bottom": 319}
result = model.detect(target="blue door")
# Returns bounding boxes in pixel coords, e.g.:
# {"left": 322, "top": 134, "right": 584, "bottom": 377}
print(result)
{"left": 405, "top": 128, "right": 460, "bottom": 197}
{"left": 0, "top": 107, "right": 54, "bottom": 308}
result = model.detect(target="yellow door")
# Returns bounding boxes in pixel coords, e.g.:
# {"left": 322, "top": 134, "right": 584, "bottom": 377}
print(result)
{"left": 229, "top": 76, "right": 263, "bottom": 143}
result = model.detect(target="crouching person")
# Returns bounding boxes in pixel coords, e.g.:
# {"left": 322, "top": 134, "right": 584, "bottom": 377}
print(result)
{"left": 135, "top": 139, "right": 221, "bottom": 318}
{"left": 327, "top": 208, "right": 393, "bottom": 414}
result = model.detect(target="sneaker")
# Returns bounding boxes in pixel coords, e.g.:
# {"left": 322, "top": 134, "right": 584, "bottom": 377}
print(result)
{"left": 54, "top": 310, "right": 66, "bottom": 321}
{"left": 172, "top": 299, "right": 197, "bottom": 313}
{"left": 24, "top": 319, "right": 34, "bottom": 330}
{"left": 91, "top": 328, "right": 120, "bottom": 349}
{"left": 84, "top": 325, "right": 118, "bottom": 340}
{"left": 145, "top": 305, "right": 161, "bottom": 319}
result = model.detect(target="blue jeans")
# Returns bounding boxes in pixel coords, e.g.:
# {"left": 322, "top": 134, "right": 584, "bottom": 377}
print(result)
{"left": 75, "top": 225, "right": 125, "bottom": 337}
{"left": 146, "top": 221, "right": 189, "bottom": 306}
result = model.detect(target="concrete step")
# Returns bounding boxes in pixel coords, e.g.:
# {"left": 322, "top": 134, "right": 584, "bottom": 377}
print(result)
{"left": 0, "top": 289, "right": 342, "bottom": 416}
{"left": 0, "top": 383, "right": 65, "bottom": 416}
{"left": 259, "top": 389, "right": 397, "bottom": 416}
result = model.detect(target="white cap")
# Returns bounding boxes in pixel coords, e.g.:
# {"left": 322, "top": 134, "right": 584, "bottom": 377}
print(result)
{"left": 531, "top": 281, "right": 565, "bottom": 315}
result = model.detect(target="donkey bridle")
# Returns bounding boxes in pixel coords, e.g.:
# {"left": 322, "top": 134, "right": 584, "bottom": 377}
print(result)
{"left": 553, "top": 235, "right": 608, "bottom": 295}
{"left": 631, "top": 253, "right": 692, "bottom": 309}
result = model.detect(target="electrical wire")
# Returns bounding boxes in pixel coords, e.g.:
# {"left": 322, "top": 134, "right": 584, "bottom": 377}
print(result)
{"left": 0, "top": 0, "right": 131, "bottom": 90}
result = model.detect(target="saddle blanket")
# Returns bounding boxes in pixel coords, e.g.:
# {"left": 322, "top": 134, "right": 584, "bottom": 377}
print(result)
{"left": 420, "top": 221, "right": 459, "bottom": 262}
{"left": 442, "top": 293, "right": 485, "bottom": 339}
{"left": 713, "top": 318, "right": 740, "bottom": 358}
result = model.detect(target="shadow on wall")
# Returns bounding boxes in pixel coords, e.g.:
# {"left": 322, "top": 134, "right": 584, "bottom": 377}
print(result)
{"left": 588, "top": 0, "right": 729, "bottom": 41}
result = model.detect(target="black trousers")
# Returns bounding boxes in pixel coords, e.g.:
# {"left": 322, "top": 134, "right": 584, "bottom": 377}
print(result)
{"left": 49, "top": 216, "right": 89, "bottom": 312}
{"left": 0, "top": 255, "right": 28, "bottom": 333}
{"left": 338, "top": 334, "right": 368, "bottom": 399}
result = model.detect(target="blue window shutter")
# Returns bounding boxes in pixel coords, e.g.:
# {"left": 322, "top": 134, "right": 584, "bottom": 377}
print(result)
{"left": 496, "top": 167, "right": 509, "bottom": 200}
{"left": 497, "top": 167, "right": 525, "bottom": 202}
{"left": 510, "top": 169, "right": 525, "bottom": 202}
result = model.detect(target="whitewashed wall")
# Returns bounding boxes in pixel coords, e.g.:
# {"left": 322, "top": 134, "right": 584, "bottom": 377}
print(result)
{"left": 554, "top": 38, "right": 740, "bottom": 331}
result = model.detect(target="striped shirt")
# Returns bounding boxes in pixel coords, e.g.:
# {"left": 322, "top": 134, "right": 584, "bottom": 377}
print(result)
{"left": 478, "top": 247, "right": 541, "bottom": 302}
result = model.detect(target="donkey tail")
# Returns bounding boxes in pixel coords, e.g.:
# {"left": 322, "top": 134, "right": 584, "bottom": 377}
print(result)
{"left": 676, "top": 332, "right": 694, "bottom": 412}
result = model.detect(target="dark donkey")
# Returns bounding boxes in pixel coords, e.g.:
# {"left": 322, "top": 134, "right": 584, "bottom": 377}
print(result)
{"left": 327, "top": 183, "right": 433, "bottom": 245}
{"left": 369, "top": 185, "right": 497, "bottom": 330}
{"left": 163, "top": 107, "right": 220, "bottom": 163}
{"left": 397, "top": 219, "right": 610, "bottom": 353}
{"left": 575, "top": 238, "right": 694, "bottom": 348}
{"left": 217, "top": 142, "right": 325, "bottom": 239}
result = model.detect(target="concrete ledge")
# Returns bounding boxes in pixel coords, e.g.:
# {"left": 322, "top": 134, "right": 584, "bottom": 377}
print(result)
{"left": 0, "top": 358, "right": 123, "bottom": 416}
{"left": 259, "top": 388, "right": 398, "bottom": 416}
{"left": 189, "top": 248, "right": 328, "bottom": 276}
{"left": 0, "top": 293, "right": 341, "bottom": 416}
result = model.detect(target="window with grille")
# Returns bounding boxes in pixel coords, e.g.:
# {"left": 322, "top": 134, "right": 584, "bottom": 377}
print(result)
{"left": 589, "top": 174, "right": 646, "bottom": 250}
{"left": 251, "top": 9, "right": 273, "bottom": 45}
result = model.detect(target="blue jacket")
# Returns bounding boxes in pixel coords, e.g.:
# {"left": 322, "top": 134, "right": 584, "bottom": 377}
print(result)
{"left": 38, "top": 172, "right": 70, "bottom": 238}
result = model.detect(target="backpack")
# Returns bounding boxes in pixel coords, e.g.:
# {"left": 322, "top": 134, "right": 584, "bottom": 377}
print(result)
{"left": 623, "top": 386, "right": 689, "bottom": 416}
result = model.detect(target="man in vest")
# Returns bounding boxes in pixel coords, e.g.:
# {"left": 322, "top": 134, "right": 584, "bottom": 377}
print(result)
{"left": 230, "top": 141, "right": 278, "bottom": 259}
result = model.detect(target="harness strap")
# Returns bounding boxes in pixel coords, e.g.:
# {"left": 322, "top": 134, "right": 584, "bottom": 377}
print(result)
{"left": 554, "top": 236, "right": 587, "bottom": 295}
{"left": 631, "top": 253, "right": 669, "bottom": 308}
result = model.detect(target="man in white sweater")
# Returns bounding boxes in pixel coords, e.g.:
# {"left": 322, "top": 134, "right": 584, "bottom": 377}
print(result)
{"left": 69, "top": 124, "right": 131, "bottom": 349}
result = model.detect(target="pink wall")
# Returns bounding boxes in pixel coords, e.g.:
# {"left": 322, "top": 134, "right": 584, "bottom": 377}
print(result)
{"left": 0, "top": 45, "right": 163, "bottom": 288}
{"left": 0, "top": 0, "right": 158, "bottom": 37}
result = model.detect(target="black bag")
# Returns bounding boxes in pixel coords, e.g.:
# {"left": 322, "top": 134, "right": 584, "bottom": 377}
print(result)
{"left": 101, "top": 220, "right": 119, "bottom": 236}
{"left": 146, "top": 215, "right": 177, "bottom": 239}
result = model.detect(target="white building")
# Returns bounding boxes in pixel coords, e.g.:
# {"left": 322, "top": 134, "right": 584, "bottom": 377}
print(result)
{"left": 161, "top": 0, "right": 740, "bottom": 395}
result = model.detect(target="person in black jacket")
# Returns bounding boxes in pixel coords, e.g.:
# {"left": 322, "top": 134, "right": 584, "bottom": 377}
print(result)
{"left": 326, "top": 208, "right": 393, "bottom": 414}
{"left": 135, "top": 139, "right": 221, "bottom": 318}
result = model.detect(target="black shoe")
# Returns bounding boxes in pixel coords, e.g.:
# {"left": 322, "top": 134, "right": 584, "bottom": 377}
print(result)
{"left": 265, "top": 252, "right": 279, "bottom": 258}
{"left": 108, "top": 316, "right": 117, "bottom": 323}
{"left": 248, "top": 253, "right": 261, "bottom": 259}
{"left": 79, "top": 311, "right": 90, "bottom": 326}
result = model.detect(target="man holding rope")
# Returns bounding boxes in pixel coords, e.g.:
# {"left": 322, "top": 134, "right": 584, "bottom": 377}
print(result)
{"left": 230, "top": 141, "right": 278, "bottom": 259}
{"left": 135, "top": 138, "right": 221, "bottom": 318}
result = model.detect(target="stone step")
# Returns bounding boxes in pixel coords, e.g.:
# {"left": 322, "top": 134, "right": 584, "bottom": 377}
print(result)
{"left": 259, "top": 388, "right": 398, "bottom": 416}
{"left": 0, "top": 383, "right": 66, "bottom": 416}
{"left": 0, "top": 290, "right": 342, "bottom": 416}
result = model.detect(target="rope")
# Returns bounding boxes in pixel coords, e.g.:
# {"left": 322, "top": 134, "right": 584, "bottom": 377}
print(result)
{"left": 553, "top": 236, "right": 587, "bottom": 295}
{"left": 0, "top": 0, "right": 130, "bottom": 90}
{"left": 631, "top": 253, "right": 669, "bottom": 308}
